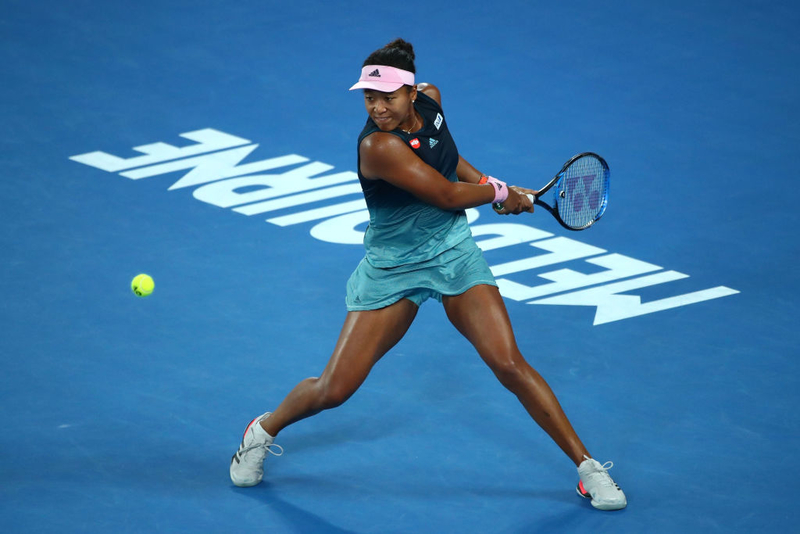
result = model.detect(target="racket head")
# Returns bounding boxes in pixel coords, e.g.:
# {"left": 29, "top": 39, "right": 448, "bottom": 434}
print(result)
{"left": 544, "top": 152, "right": 609, "bottom": 230}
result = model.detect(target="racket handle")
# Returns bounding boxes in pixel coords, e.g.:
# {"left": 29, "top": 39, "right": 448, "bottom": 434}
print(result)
{"left": 494, "top": 193, "right": 537, "bottom": 211}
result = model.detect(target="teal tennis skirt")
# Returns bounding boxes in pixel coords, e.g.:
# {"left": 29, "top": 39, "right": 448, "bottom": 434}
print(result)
{"left": 345, "top": 237, "right": 497, "bottom": 311}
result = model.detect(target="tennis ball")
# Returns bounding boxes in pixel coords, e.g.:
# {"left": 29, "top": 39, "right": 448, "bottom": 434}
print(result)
{"left": 131, "top": 274, "right": 155, "bottom": 297}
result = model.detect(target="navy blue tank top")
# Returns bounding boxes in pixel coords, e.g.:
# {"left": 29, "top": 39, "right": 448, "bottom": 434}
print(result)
{"left": 356, "top": 92, "right": 471, "bottom": 268}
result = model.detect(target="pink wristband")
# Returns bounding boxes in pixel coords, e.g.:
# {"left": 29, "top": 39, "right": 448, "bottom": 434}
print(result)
{"left": 486, "top": 176, "right": 508, "bottom": 204}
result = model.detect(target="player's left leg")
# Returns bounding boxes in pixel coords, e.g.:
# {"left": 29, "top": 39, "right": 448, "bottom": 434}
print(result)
{"left": 442, "top": 284, "right": 626, "bottom": 510}
{"left": 442, "top": 284, "right": 589, "bottom": 464}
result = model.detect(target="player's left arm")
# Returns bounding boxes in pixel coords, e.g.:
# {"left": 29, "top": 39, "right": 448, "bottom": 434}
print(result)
{"left": 416, "top": 82, "right": 441, "bottom": 105}
{"left": 417, "top": 83, "right": 483, "bottom": 184}
{"left": 456, "top": 156, "right": 484, "bottom": 184}
{"left": 418, "top": 81, "right": 531, "bottom": 210}
{"left": 416, "top": 82, "right": 481, "bottom": 184}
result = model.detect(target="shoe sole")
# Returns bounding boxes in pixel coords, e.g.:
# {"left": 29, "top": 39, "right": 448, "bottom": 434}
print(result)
{"left": 576, "top": 481, "right": 626, "bottom": 511}
{"left": 230, "top": 474, "right": 260, "bottom": 487}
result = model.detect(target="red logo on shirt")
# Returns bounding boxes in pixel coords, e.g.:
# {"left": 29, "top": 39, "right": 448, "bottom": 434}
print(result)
{"left": 409, "top": 138, "right": 420, "bottom": 149}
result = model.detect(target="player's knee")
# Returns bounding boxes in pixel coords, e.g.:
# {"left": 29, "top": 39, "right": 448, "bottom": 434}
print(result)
{"left": 490, "top": 354, "right": 526, "bottom": 389}
{"left": 316, "top": 377, "right": 355, "bottom": 410}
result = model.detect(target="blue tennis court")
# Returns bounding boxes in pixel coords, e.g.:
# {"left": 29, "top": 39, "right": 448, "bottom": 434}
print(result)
{"left": 2, "top": 1, "right": 798, "bottom": 532}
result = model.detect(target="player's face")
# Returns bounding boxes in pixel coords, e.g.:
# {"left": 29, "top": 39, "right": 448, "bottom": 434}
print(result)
{"left": 363, "top": 87, "right": 416, "bottom": 131}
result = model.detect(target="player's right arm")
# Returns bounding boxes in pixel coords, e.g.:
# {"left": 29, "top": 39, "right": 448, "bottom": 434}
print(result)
{"left": 359, "top": 133, "right": 496, "bottom": 211}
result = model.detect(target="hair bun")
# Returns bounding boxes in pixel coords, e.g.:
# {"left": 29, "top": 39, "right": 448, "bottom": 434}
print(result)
{"left": 385, "top": 38, "right": 415, "bottom": 61}
{"left": 362, "top": 38, "right": 417, "bottom": 73}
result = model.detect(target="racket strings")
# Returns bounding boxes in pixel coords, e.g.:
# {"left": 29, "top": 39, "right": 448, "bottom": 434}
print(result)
{"left": 556, "top": 156, "right": 609, "bottom": 229}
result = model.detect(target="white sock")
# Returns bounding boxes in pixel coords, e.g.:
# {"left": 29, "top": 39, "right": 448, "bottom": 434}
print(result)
{"left": 253, "top": 421, "right": 274, "bottom": 442}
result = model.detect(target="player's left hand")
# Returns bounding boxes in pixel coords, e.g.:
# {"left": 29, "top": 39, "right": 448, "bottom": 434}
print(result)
{"left": 494, "top": 186, "right": 535, "bottom": 215}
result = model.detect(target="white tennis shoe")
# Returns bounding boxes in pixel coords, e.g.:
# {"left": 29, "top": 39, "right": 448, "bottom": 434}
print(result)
{"left": 576, "top": 456, "right": 627, "bottom": 510}
{"left": 230, "top": 412, "right": 283, "bottom": 487}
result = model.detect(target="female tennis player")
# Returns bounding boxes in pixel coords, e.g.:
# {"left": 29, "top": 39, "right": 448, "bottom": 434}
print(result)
{"left": 230, "top": 39, "right": 626, "bottom": 511}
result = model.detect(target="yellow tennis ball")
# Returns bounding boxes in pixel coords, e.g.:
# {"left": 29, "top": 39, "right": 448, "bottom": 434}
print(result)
{"left": 131, "top": 274, "right": 155, "bottom": 297}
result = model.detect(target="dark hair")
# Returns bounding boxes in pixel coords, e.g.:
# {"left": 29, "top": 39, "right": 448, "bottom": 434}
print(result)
{"left": 362, "top": 38, "right": 416, "bottom": 73}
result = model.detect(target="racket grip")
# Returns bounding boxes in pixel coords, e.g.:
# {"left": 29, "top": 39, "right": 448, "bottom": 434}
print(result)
{"left": 495, "top": 193, "right": 536, "bottom": 212}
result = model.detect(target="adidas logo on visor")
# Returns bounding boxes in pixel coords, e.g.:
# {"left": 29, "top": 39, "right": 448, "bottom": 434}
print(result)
{"left": 369, "top": 69, "right": 381, "bottom": 77}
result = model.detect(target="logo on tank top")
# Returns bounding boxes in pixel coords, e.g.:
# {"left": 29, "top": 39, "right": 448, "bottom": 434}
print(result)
{"left": 409, "top": 138, "right": 420, "bottom": 149}
{"left": 429, "top": 138, "right": 439, "bottom": 149}
{"left": 434, "top": 113, "right": 443, "bottom": 130}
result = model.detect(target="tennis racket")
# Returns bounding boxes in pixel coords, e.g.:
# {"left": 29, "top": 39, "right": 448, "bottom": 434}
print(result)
{"left": 496, "top": 152, "right": 610, "bottom": 231}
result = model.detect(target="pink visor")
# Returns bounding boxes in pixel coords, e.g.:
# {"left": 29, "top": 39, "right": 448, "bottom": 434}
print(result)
{"left": 349, "top": 65, "right": 415, "bottom": 92}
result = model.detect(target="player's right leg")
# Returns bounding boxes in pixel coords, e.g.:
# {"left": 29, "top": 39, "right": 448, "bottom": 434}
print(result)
{"left": 230, "top": 298, "right": 419, "bottom": 487}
